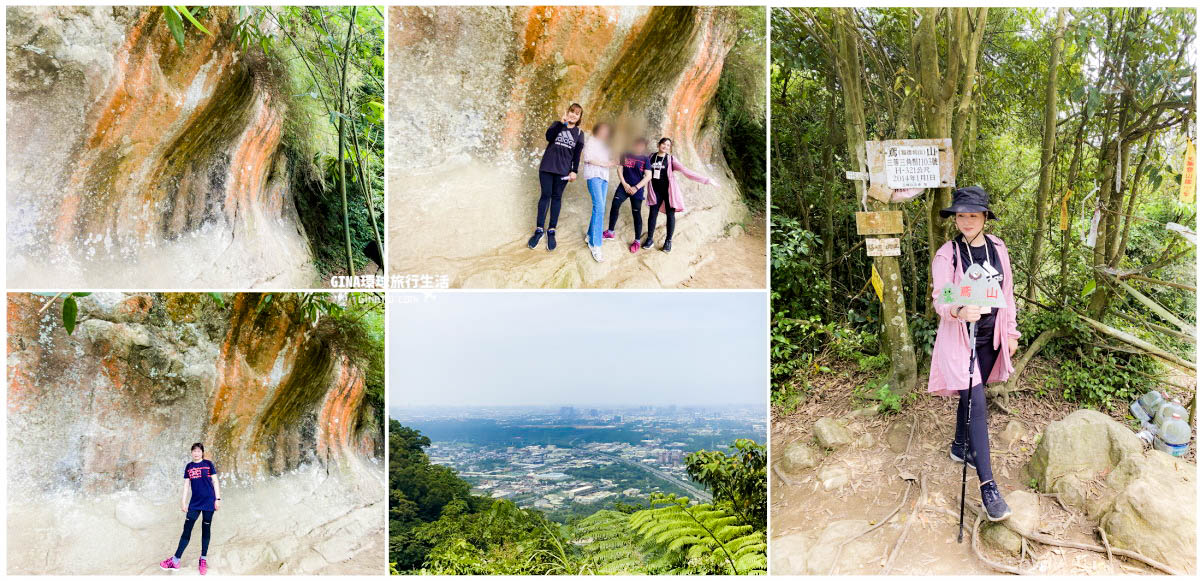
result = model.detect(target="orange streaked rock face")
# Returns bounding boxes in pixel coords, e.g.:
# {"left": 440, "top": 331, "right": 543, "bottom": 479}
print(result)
{"left": 6, "top": 293, "right": 381, "bottom": 495}
{"left": 6, "top": 7, "right": 317, "bottom": 288}
{"left": 390, "top": 6, "right": 737, "bottom": 170}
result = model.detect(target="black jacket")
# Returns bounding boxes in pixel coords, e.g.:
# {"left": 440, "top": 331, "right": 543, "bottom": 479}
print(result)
{"left": 538, "top": 121, "right": 584, "bottom": 176}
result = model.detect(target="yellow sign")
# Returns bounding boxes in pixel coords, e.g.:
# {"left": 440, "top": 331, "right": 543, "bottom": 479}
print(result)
{"left": 1182, "top": 140, "right": 1196, "bottom": 204}
{"left": 1059, "top": 189, "right": 1073, "bottom": 230}
{"left": 870, "top": 265, "right": 884, "bottom": 302}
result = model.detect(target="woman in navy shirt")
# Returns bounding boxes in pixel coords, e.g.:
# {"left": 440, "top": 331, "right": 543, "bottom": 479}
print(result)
{"left": 159, "top": 443, "right": 221, "bottom": 575}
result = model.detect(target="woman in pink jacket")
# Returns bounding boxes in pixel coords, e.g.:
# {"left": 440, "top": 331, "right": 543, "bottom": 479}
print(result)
{"left": 642, "top": 137, "right": 717, "bottom": 253}
{"left": 928, "top": 186, "right": 1019, "bottom": 522}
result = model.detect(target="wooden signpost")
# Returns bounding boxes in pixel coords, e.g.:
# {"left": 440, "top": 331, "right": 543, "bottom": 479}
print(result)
{"left": 864, "top": 138, "right": 956, "bottom": 202}
{"left": 855, "top": 210, "right": 904, "bottom": 235}
{"left": 845, "top": 138, "right": 955, "bottom": 300}
{"left": 866, "top": 238, "right": 901, "bottom": 257}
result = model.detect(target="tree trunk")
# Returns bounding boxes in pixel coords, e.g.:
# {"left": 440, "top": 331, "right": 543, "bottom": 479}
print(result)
{"left": 337, "top": 7, "right": 358, "bottom": 278}
{"left": 917, "top": 8, "right": 988, "bottom": 314}
{"left": 1025, "top": 8, "right": 1068, "bottom": 306}
{"left": 834, "top": 10, "right": 917, "bottom": 394}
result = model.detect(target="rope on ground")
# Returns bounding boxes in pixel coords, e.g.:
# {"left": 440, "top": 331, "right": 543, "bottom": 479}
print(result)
{"left": 881, "top": 473, "right": 925, "bottom": 575}
{"left": 828, "top": 478, "right": 913, "bottom": 575}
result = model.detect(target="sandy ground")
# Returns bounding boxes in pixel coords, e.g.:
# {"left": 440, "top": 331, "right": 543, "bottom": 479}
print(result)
{"left": 7, "top": 463, "right": 386, "bottom": 575}
{"left": 769, "top": 359, "right": 1196, "bottom": 575}
{"left": 682, "top": 215, "right": 766, "bottom": 289}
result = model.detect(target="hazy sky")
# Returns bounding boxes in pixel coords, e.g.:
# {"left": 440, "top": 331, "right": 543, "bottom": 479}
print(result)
{"left": 388, "top": 292, "right": 766, "bottom": 411}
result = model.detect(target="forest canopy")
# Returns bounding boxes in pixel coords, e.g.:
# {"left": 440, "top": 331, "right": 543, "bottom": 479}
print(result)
{"left": 771, "top": 8, "right": 1196, "bottom": 411}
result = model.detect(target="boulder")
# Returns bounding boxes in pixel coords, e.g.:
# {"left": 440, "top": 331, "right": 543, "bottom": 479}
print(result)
{"left": 981, "top": 521, "right": 1022, "bottom": 556}
{"left": 997, "top": 420, "right": 1028, "bottom": 448}
{"left": 806, "top": 520, "right": 889, "bottom": 574}
{"left": 1097, "top": 450, "right": 1195, "bottom": 573}
{"left": 780, "top": 441, "right": 818, "bottom": 474}
{"left": 769, "top": 532, "right": 813, "bottom": 575}
{"left": 1029, "top": 409, "right": 1196, "bottom": 573}
{"left": 814, "top": 417, "right": 853, "bottom": 450}
{"left": 1027, "top": 409, "right": 1143, "bottom": 510}
{"left": 1003, "top": 490, "right": 1040, "bottom": 537}
{"left": 886, "top": 419, "right": 914, "bottom": 453}
{"left": 818, "top": 464, "right": 850, "bottom": 491}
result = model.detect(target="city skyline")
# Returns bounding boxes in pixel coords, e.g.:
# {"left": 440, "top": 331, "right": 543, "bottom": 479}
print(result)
{"left": 388, "top": 292, "right": 767, "bottom": 411}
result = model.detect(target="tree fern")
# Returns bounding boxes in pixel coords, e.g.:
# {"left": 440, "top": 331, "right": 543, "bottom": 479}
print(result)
{"left": 577, "top": 494, "right": 767, "bottom": 575}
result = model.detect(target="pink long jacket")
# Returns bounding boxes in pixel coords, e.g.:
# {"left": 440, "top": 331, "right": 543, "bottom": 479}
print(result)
{"left": 645, "top": 155, "right": 715, "bottom": 212}
{"left": 927, "top": 234, "right": 1021, "bottom": 396}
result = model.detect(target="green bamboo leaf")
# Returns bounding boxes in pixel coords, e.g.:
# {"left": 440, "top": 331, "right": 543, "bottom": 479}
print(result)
{"left": 63, "top": 297, "right": 78, "bottom": 335}
{"left": 163, "top": 7, "right": 186, "bottom": 49}
{"left": 175, "top": 6, "right": 213, "bottom": 36}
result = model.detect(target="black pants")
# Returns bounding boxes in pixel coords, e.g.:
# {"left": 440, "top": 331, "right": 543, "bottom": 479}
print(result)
{"left": 536, "top": 171, "right": 568, "bottom": 230}
{"left": 646, "top": 199, "right": 675, "bottom": 242}
{"left": 955, "top": 329, "right": 999, "bottom": 483}
{"left": 174, "top": 509, "right": 214, "bottom": 559}
{"left": 607, "top": 189, "right": 643, "bottom": 239}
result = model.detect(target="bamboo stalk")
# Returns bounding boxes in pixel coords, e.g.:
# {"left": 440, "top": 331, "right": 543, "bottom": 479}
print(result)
{"left": 1078, "top": 314, "right": 1195, "bottom": 371}
{"left": 1112, "top": 277, "right": 1195, "bottom": 337}
{"left": 336, "top": 6, "right": 357, "bottom": 278}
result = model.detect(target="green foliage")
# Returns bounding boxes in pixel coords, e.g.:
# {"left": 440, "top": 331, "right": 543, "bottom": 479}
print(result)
{"left": 627, "top": 494, "right": 767, "bottom": 575}
{"left": 715, "top": 7, "right": 767, "bottom": 208}
{"left": 389, "top": 430, "right": 768, "bottom": 575}
{"left": 161, "top": 6, "right": 213, "bottom": 49}
{"left": 685, "top": 439, "right": 766, "bottom": 531}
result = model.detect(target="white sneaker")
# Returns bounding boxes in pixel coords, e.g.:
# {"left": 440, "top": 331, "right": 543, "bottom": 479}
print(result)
{"left": 590, "top": 247, "right": 604, "bottom": 262}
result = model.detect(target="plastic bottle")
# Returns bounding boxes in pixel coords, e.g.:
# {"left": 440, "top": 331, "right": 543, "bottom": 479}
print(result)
{"left": 1131, "top": 391, "right": 1164, "bottom": 423}
{"left": 1153, "top": 400, "right": 1188, "bottom": 431}
{"left": 1154, "top": 412, "right": 1191, "bottom": 457}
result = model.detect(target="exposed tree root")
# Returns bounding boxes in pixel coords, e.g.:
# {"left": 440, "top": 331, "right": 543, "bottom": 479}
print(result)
{"left": 829, "top": 478, "right": 913, "bottom": 575}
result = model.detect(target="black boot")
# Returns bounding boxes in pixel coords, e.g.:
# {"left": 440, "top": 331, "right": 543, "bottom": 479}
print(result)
{"left": 546, "top": 229, "right": 557, "bottom": 251}
{"left": 980, "top": 480, "right": 1011, "bottom": 522}
{"left": 527, "top": 228, "right": 544, "bottom": 249}
{"left": 949, "top": 441, "right": 976, "bottom": 469}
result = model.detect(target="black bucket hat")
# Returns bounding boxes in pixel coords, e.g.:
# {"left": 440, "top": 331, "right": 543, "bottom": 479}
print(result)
{"left": 940, "top": 186, "right": 997, "bottom": 220}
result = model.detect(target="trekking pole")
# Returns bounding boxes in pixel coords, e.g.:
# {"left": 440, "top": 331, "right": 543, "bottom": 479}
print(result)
{"left": 957, "top": 321, "right": 978, "bottom": 544}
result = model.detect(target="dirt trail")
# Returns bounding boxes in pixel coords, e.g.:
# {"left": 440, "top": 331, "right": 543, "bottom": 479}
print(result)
{"left": 6, "top": 464, "right": 385, "bottom": 575}
{"left": 770, "top": 365, "right": 1194, "bottom": 575}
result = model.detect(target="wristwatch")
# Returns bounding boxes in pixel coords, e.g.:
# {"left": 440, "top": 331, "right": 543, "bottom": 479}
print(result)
{"left": 952, "top": 306, "right": 963, "bottom": 318}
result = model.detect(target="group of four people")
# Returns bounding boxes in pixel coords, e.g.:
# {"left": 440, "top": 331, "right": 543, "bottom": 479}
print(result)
{"left": 526, "top": 103, "right": 716, "bottom": 263}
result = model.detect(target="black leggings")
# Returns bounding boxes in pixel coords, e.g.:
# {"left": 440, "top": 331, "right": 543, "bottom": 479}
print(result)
{"left": 174, "top": 509, "right": 214, "bottom": 559}
{"left": 955, "top": 333, "right": 999, "bottom": 483}
{"left": 536, "top": 171, "right": 568, "bottom": 230}
{"left": 646, "top": 199, "right": 675, "bottom": 242}
{"left": 607, "top": 189, "right": 643, "bottom": 239}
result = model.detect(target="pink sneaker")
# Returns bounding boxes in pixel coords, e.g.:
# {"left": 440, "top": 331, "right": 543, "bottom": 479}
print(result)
{"left": 602, "top": 230, "right": 615, "bottom": 240}
{"left": 629, "top": 240, "right": 641, "bottom": 254}
{"left": 199, "top": 558, "right": 208, "bottom": 575}
{"left": 159, "top": 557, "right": 179, "bottom": 570}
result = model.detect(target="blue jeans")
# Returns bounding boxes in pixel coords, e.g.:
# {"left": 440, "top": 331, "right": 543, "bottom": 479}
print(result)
{"left": 586, "top": 178, "right": 607, "bottom": 248}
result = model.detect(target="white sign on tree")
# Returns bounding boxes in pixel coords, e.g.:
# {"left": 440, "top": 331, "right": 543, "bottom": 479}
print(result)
{"left": 885, "top": 145, "right": 941, "bottom": 189}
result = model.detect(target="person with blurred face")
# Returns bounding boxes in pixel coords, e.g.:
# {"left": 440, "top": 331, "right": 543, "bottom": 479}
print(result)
{"left": 581, "top": 122, "right": 618, "bottom": 262}
{"left": 604, "top": 137, "right": 651, "bottom": 253}
{"left": 928, "top": 186, "right": 1019, "bottom": 523}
